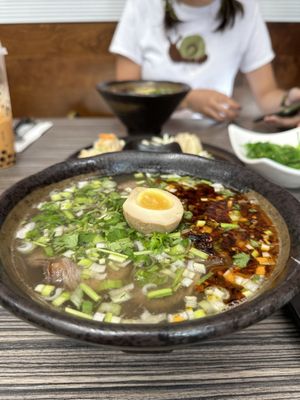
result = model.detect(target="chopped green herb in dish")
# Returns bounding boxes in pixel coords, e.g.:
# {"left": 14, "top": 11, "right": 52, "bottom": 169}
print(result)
{"left": 245, "top": 142, "right": 300, "bottom": 169}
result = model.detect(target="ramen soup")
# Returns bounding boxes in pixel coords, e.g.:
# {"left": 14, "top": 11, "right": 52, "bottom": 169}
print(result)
{"left": 7, "top": 173, "right": 282, "bottom": 324}
{"left": 110, "top": 84, "right": 181, "bottom": 96}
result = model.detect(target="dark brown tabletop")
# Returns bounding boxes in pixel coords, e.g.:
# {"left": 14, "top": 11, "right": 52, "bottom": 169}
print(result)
{"left": 0, "top": 118, "right": 299, "bottom": 400}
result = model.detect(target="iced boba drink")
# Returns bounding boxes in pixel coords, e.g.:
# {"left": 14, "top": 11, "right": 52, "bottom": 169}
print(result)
{"left": 0, "top": 45, "right": 15, "bottom": 169}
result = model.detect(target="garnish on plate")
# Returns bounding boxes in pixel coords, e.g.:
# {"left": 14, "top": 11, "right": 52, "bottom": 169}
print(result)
{"left": 141, "top": 132, "right": 212, "bottom": 158}
{"left": 78, "top": 132, "right": 212, "bottom": 159}
{"left": 79, "top": 133, "right": 125, "bottom": 158}
{"left": 245, "top": 142, "right": 300, "bottom": 170}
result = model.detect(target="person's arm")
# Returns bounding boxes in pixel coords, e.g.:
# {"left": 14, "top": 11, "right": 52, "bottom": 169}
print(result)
{"left": 115, "top": 55, "right": 141, "bottom": 81}
{"left": 246, "top": 63, "right": 285, "bottom": 112}
{"left": 246, "top": 63, "right": 300, "bottom": 127}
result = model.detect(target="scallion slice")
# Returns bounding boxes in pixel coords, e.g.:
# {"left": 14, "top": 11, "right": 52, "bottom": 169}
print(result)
{"left": 147, "top": 288, "right": 173, "bottom": 299}
{"left": 189, "top": 247, "right": 209, "bottom": 260}
{"left": 65, "top": 307, "right": 93, "bottom": 320}
{"left": 80, "top": 283, "right": 101, "bottom": 302}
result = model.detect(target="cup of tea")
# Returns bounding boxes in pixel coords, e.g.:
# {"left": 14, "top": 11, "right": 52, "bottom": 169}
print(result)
{"left": 0, "top": 43, "right": 15, "bottom": 169}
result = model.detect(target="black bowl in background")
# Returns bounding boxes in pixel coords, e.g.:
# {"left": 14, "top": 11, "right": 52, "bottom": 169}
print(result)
{"left": 97, "top": 80, "right": 190, "bottom": 135}
{"left": 0, "top": 152, "right": 300, "bottom": 352}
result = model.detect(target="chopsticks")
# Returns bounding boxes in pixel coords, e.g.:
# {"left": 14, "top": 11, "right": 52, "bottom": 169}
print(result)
{"left": 254, "top": 101, "right": 300, "bottom": 123}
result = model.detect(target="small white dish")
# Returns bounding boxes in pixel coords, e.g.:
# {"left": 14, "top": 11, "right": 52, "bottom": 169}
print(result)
{"left": 228, "top": 124, "right": 300, "bottom": 189}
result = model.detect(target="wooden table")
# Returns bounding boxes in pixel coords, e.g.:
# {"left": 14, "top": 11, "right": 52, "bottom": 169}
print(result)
{"left": 0, "top": 118, "right": 299, "bottom": 400}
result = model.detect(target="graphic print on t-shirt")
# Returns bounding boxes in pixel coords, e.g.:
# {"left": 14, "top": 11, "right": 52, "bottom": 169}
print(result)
{"left": 168, "top": 34, "right": 208, "bottom": 64}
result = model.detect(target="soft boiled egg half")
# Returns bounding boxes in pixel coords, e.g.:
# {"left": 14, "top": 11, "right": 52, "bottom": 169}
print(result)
{"left": 123, "top": 187, "right": 184, "bottom": 234}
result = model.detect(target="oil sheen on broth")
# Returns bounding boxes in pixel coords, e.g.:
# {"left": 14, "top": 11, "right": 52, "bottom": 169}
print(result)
{"left": 12, "top": 173, "right": 280, "bottom": 324}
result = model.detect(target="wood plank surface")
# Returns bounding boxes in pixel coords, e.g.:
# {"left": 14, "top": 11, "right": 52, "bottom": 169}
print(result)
{"left": 0, "top": 118, "right": 299, "bottom": 400}
{"left": 0, "top": 307, "right": 299, "bottom": 400}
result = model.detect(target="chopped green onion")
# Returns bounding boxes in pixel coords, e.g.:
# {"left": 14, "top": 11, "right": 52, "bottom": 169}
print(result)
{"left": 193, "top": 309, "right": 206, "bottom": 319}
{"left": 98, "top": 248, "right": 128, "bottom": 260}
{"left": 147, "top": 288, "right": 173, "bottom": 299}
{"left": 41, "top": 285, "right": 55, "bottom": 297}
{"left": 70, "top": 286, "right": 83, "bottom": 309}
{"left": 233, "top": 252, "right": 250, "bottom": 268}
{"left": 189, "top": 247, "right": 209, "bottom": 260}
{"left": 220, "top": 223, "right": 239, "bottom": 230}
{"left": 169, "top": 244, "right": 185, "bottom": 255}
{"left": 81, "top": 300, "right": 93, "bottom": 315}
{"left": 229, "top": 210, "right": 241, "bottom": 222}
{"left": 80, "top": 269, "right": 92, "bottom": 280}
{"left": 264, "top": 230, "right": 273, "bottom": 236}
{"left": 32, "top": 239, "right": 48, "bottom": 248}
{"left": 78, "top": 258, "right": 93, "bottom": 268}
{"left": 98, "top": 302, "right": 121, "bottom": 316}
{"left": 134, "top": 172, "right": 144, "bottom": 178}
{"left": 44, "top": 246, "right": 54, "bottom": 257}
{"left": 104, "top": 312, "right": 113, "bottom": 322}
{"left": 52, "top": 291, "right": 71, "bottom": 307}
{"left": 63, "top": 210, "right": 75, "bottom": 220}
{"left": 196, "top": 220, "right": 206, "bottom": 227}
{"left": 60, "top": 200, "right": 72, "bottom": 210}
{"left": 196, "top": 271, "right": 213, "bottom": 285}
{"left": 80, "top": 283, "right": 101, "bottom": 302}
{"left": 133, "top": 250, "right": 153, "bottom": 256}
{"left": 250, "top": 239, "right": 259, "bottom": 248}
{"left": 65, "top": 307, "right": 93, "bottom": 320}
{"left": 184, "top": 211, "right": 193, "bottom": 220}
{"left": 109, "top": 288, "right": 132, "bottom": 304}
{"left": 34, "top": 284, "right": 44, "bottom": 294}
{"left": 108, "top": 253, "right": 128, "bottom": 263}
{"left": 245, "top": 142, "right": 300, "bottom": 170}
{"left": 172, "top": 268, "right": 184, "bottom": 290}
{"left": 61, "top": 191, "right": 72, "bottom": 199}
{"left": 97, "top": 279, "right": 123, "bottom": 291}
{"left": 199, "top": 179, "right": 212, "bottom": 186}
{"left": 51, "top": 193, "right": 62, "bottom": 201}
{"left": 251, "top": 249, "right": 259, "bottom": 258}
{"left": 16, "top": 241, "right": 36, "bottom": 254}
{"left": 168, "top": 232, "right": 181, "bottom": 239}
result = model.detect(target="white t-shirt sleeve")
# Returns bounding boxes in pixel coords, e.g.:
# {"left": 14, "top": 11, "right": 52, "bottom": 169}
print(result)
{"left": 239, "top": 2, "right": 275, "bottom": 74}
{"left": 109, "top": 0, "right": 143, "bottom": 65}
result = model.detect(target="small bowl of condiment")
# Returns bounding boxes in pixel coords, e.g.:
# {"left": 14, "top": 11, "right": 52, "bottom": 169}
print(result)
{"left": 228, "top": 124, "right": 300, "bottom": 189}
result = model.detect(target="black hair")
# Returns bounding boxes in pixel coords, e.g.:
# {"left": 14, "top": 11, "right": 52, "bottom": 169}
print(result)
{"left": 164, "top": 0, "right": 244, "bottom": 31}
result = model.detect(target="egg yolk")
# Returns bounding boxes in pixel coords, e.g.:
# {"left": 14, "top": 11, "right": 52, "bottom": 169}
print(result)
{"left": 137, "top": 189, "right": 172, "bottom": 210}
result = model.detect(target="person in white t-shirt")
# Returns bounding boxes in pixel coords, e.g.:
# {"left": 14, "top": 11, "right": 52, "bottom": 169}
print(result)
{"left": 110, "top": 0, "right": 300, "bottom": 127}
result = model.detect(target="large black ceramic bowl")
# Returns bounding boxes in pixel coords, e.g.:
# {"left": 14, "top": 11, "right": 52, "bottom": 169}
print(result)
{"left": 0, "top": 152, "right": 300, "bottom": 352}
{"left": 97, "top": 80, "right": 190, "bottom": 135}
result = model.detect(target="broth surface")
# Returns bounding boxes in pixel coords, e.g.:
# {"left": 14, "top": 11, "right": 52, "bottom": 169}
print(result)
{"left": 2, "top": 173, "right": 287, "bottom": 324}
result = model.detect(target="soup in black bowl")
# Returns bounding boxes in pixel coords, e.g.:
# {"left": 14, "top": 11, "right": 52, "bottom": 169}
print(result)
{"left": 97, "top": 80, "right": 190, "bottom": 136}
{"left": 0, "top": 152, "right": 299, "bottom": 352}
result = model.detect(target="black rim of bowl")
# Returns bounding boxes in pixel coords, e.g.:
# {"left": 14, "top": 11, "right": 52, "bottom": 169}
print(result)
{"left": 97, "top": 80, "right": 191, "bottom": 98}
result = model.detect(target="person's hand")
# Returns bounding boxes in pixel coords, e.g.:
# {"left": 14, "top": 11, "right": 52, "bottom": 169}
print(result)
{"left": 185, "top": 89, "right": 241, "bottom": 122}
{"left": 264, "top": 114, "right": 300, "bottom": 128}
{"left": 264, "top": 87, "right": 300, "bottom": 128}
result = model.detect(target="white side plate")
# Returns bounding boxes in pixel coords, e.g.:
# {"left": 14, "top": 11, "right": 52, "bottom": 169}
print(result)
{"left": 228, "top": 124, "right": 300, "bottom": 189}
